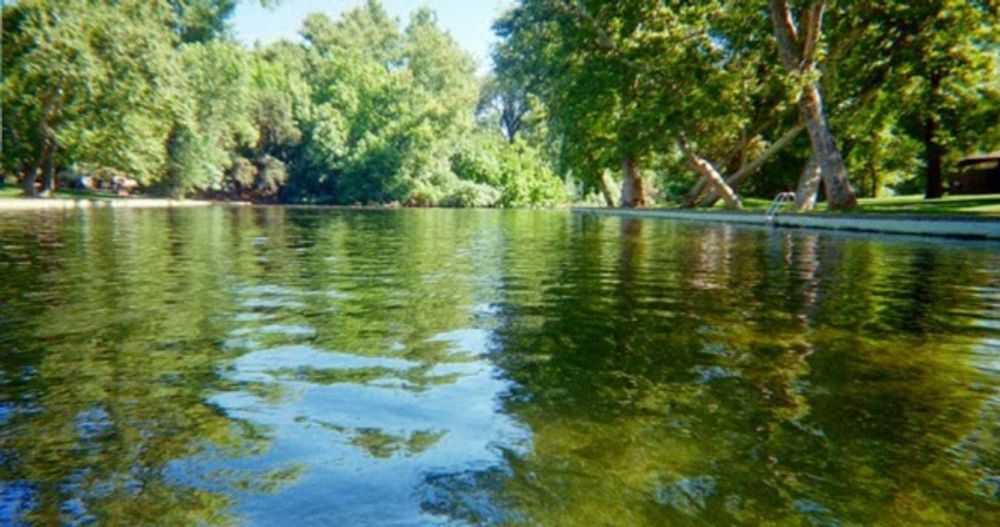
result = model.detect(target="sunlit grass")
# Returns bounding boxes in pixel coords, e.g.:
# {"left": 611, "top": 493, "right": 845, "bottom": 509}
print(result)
{"left": 850, "top": 193, "right": 1000, "bottom": 216}
{"left": 702, "top": 193, "right": 1000, "bottom": 216}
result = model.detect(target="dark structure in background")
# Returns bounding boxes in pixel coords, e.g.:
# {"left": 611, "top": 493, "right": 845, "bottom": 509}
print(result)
{"left": 950, "top": 152, "right": 1000, "bottom": 195}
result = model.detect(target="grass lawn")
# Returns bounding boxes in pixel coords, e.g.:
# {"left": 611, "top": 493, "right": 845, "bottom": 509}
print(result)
{"left": 849, "top": 194, "right": 1000, "bottom": 216}
{"left": 708, "top": 193, "right": 1000, "bottom": 217}
{"left": 0, "top": 186, "right": 124, "bottom": 201}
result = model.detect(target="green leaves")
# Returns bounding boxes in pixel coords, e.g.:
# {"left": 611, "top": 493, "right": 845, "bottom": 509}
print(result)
{"left": 165, "top": 41, "right": 257, "bottom": 195}
{"left": 3, "top": 0, "right": 178, "bottom": 183}
{"left": 494, "top": 0, "right": 776, "bottom": 200}
{"left": 286, "top": 2, "right": 513, "bottom": 206}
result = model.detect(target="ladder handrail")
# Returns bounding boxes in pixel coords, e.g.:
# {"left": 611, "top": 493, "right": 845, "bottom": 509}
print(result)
{"left": 765, "top": 192, "right": 796, "bottom": 222}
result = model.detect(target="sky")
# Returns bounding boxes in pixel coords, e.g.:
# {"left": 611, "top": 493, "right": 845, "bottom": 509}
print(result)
{"left": 232, "top": 0, "right": 512, "bottom": 73}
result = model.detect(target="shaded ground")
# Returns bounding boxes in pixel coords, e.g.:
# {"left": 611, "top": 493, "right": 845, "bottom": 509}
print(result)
{"left": 0, "top": 187, "right": 125, "bottom": 201}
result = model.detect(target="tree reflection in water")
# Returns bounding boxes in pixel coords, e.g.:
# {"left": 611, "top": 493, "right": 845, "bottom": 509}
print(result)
{"left": 423, "top": 215, "right": 1000, "bottom": 526}
{"left": 1, "top": 209, "right": 997, "bottom": 525}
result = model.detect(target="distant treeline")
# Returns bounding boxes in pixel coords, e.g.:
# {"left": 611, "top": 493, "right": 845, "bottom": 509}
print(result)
{"left": 3, "top": 1, "right": 998, "bottom": 209}
{"left": 2, "top": 0, "right": 566, "bottom": 207}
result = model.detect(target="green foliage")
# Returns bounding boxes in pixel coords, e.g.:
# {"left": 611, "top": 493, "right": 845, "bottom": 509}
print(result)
{"left": 7, "top": 0, "right": 992, "bottom": 204}
{"left": 169, "top": 0, "right": 237, "bottom": 43}
{"left": 493, "top": 1, "right": 790, "bottom": 201}
{"left": 2, "top": 0, "right": 177, "bottom": 183}
{"left": 287, "top": 2, "right": 483, "bottom": 205}
{"left": 819, "top": 0, "right": 1000, "bottom": 197}
{"left": 439, "top": 179, "right": 502, "bottom": 208}
{"left": 450, "top": 131, "right": 566, "bottom": 207}
{"left": 3, "top": 0, "right": 566, "bottom": 206}
{"left": 164, "top": 41, "right": 258, "bottom": 196}
{"left": 494, "top": 0, "right": 999, "bottom": 201}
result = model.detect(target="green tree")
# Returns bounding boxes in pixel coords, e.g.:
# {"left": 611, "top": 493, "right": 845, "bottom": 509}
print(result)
{"left": 164, "top": 41, "right": 258, "bottom": 196}
{"left": 880, "top": 1, "right": 998, "bottom": 198}
{"left": 495, "top": 1, "right": 791, "bottom": 209}
{"left": 291, "top": 1, "right": 480, "bottom": 205}
{"left": 2, "top": 0, "right": 177, "bottom": 194}
{"left": 169, "top": 0, "right": 237, "bottom": 43}
{"left": 450, "top": 129, "right": 566, "bottom": 207}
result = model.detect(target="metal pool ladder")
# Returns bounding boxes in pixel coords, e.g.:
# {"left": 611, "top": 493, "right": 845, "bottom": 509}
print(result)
{"left": 765, "top": 192, "right": 796, "bottom": 223}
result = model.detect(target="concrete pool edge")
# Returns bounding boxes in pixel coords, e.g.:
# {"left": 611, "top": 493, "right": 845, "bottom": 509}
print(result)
{"left": 571, "top": 207, "right": 1000, "bottom": 240}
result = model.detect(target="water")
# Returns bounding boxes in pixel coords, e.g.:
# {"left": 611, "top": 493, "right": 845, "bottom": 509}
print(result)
{"left": 0, "top": 207, "right": 998, "bottom": 526}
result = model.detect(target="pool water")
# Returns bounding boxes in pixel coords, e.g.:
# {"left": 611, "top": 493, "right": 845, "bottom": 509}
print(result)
{"left": 1, "top": 207, "right": 997, "bottom": 525}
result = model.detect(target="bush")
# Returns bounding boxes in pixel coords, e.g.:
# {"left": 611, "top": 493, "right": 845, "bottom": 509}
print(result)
{"left": 450, "top": 132, "right": 567, "bottom": 207}
{"left": 440, "top": 180, "right": 501, "bottom": 208}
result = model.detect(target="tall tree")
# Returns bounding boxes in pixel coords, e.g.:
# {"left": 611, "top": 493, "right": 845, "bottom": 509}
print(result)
{"left": 164, "top": 41, "right": 258, "bottom": 196}
{"left": 886, "top": 1, "right": 998, "bottom": 198}
{"left": 767, "top": 0, "right": 857, "bottom": 210}
{"left": 496, "top": 1, "right": 799, "bottom": 209}
{"left": 2, "top": 0, "right": 177, "bottom": 195}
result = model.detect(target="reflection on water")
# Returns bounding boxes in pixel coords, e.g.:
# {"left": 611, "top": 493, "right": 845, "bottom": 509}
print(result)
{"left": 1, "top": 208, "right": 998, "bottom": 525}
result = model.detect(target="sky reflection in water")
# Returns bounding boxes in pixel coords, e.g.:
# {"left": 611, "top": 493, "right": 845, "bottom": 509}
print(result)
{"left": 0, "top": 207, "right": 998, "bottom": 526}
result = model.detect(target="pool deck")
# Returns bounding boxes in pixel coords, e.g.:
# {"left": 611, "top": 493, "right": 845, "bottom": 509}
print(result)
{"left": 572, "top": 207, "right": 1000, "bottom": 240}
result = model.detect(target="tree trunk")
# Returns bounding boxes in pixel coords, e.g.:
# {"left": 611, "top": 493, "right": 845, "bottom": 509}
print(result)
{"left": 40, "top": 144, "right": 56, "bottom": 196}
{"left": 923, "top": 69, "right": 945, "bottom": 199}
{"left": 698, "top": 123, "right": 805, "bottom": 208}
{"left": 923, "top": 115, "right": 943, "bottom": 199}
{"left": 597, "top": 171, "right": 616, "bottom": 207}
{"left": 797, "top": 86, "right": 856, "bottom": 210}
{"left": 794, "top": 153, "right": 821, "bottom": 211}
{"left": 687, "top": 155, "right": 741, "bottom": 210}
{"left": 24, "top": 133, "right": 51, "bottom": 197}
{"left": 22, "top": 169, "right": 38, "bottom": 197}
{"left": 768, "top": 0, "right": 857, "bottom": 210}
{"left": 679, "top": 138, "right": 741, "bottom": 210}
{"left": 619, "top": 157, "right": 646, "bottom": 208}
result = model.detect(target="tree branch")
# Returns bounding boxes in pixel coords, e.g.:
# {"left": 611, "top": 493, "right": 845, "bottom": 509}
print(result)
{"left": 801, "top": 1, "right": 825, "bottom": 66}
{"left": 679, "top": 135, "right": 742, "bottom": 210}
{"left": 768, "top": 0, "right": 802, "bottom": 70}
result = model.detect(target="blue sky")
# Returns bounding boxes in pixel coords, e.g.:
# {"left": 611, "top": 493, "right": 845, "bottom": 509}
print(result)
{"left": 232, "top": 1, "right": 511, "bottom": 72}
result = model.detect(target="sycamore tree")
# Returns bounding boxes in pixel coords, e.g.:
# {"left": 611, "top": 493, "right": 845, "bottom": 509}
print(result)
{"left": 761, "top": 0, "right": 857, "bottom": 209}
{"left": 495, "top": 1, "right": 798, "bottom": 209}
{"left": 794, "top": 0, "right": 999, "bottom": 200}
{"left": 882, "top": 1, "right": 998, "bottom": 198}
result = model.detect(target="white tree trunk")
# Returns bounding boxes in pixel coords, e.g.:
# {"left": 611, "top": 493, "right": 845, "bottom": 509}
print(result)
{"left": 619, "top": 157, "right": 646, "bottom": 207}
{"left": 768, "top": 0, "right": 857, "bottom": 210}
{"left": 794, "top": 154, "right": 821, "bottom": 211}
{"left": 698, "top": 123, "right": 805, "bottom": 208}
{"left": 678, "top": 138, "right": 741, "bottom": 210}
{"left": 598, "top": 171, "right": 617, "bottom": 207}
{"left": 797, "top": 86, "right": 856, "bottom": 209}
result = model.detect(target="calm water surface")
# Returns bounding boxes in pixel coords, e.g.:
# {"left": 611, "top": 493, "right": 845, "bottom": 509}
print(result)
{"left": 1, "top": 208, "right": 998, "bottom": 526}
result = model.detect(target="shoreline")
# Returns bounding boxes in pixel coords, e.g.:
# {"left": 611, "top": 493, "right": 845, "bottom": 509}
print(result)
{"left": 572, "top": 206, "right": 1000, "bottom": 240}
{"left": 2, "top": 198, "right": 998, "bottom": 240}
{"left": 0, "top": 198, "right": 240, "bottom": 211}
